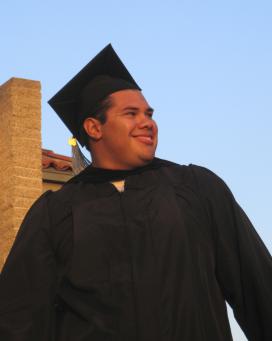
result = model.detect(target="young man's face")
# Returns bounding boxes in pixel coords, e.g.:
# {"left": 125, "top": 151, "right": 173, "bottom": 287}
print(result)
{"left": 95, "top": 89, "right": 158, "bottom": 169}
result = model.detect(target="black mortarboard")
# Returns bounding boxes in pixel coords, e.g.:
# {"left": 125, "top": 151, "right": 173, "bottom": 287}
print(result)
{"left": 48, "top": 44, "right": 141, "bottom": 147}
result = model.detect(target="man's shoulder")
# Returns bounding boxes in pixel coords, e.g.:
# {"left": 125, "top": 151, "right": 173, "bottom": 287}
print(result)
{"left": 47, "top": 181, "right": 96, "bottom": 208}
{"left": 157, "top": 158, "right": 230, "bottom": 195}
{"left": 156, "top": 158, "right": 214, "bottom": 181}
{"left": 36, "top": 182, "right": 93, "bottom": 225}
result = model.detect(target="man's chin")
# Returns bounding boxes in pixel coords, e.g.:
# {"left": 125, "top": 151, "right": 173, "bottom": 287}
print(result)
{"left": 138, "top": 153, "right": 156, "bottom": 165}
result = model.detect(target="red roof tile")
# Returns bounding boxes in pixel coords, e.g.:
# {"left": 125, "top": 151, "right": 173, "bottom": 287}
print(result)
{"left": 42, "top": 149, "right": 72, "bottom": 171}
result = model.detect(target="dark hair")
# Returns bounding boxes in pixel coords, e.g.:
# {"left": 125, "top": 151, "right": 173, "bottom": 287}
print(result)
{"left": 81, "top": 95, "right": 113, "bottom": 151}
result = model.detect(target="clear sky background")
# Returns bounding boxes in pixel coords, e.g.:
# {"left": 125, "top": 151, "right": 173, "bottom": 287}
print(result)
{"left": 1, "top": 1, "right": 271, "bottom": 339}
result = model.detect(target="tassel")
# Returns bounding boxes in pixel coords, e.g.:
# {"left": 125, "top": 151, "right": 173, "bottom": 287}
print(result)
{"left": 68, "top": 137, "right": 91, "bottom": 175}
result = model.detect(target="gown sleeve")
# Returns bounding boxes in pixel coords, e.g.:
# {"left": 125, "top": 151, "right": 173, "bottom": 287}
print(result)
{"left": 190, "top": 165, "right": 272, "bottom": 341}
{"left": 0, "top": 190, "right": 57, "bottom": 341}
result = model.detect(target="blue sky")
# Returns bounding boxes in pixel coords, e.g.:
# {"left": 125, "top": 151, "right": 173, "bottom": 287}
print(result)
{"left": 1, "top": 1, "right": 271, "bottom": 339}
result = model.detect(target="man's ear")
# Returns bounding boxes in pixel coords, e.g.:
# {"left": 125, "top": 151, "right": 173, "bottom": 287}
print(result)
{"left": 83, "top": 117, "right": 103, "bottom": 140}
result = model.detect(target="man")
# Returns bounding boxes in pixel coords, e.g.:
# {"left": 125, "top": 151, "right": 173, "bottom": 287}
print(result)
{"left": 0, "top": 44, "right": 271, "bottom": 341}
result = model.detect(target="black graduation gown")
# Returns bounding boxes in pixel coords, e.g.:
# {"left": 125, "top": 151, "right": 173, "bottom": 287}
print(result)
{"left": 0, "top": 159, "right": 271, "bottom": 341}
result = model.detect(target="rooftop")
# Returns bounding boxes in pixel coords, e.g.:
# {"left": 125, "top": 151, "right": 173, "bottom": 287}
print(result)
{"left": 42, "top": 149, "right": 74, "bottom": 183}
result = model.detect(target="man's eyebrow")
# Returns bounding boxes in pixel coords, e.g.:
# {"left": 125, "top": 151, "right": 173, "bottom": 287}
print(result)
{"left": 146, "top": 107, "right": 154, "bottom": 113}
{"left": 122, "top": 106, "right": 154, "bottom": 112}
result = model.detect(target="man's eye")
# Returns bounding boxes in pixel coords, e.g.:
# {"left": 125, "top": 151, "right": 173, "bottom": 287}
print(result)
{"left": 126, "top": 112, "right": 136, "bottom": 116}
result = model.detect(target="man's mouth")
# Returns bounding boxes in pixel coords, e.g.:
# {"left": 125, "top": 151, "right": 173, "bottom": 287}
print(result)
{"left": 133, "top": 135, "right": 154, "bottom": 145}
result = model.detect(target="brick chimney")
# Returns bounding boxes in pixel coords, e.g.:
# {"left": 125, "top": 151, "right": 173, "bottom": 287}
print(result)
{"left": 0, "top": 78, "right": 42, "bottom": 268}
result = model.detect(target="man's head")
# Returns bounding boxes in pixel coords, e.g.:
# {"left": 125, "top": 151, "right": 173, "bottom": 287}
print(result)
{"left": 48, "top": 44, "right": 157, "bottom": 169}
{"left": 83, "top": 89, "right": 158, "bottom": 169}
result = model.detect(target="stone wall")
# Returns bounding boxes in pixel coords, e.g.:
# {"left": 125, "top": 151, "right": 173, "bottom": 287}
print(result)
{"left": 0, "top": 78, "right": 42, "bottom": 269}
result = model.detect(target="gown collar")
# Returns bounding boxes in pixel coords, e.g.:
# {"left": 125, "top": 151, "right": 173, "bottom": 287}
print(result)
{"left": 66, "top": 157, "right": 173, "bottom": 186}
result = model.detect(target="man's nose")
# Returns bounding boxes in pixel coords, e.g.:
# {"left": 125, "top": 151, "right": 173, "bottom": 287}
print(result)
{"left": 138, "top": 114, "right": 154, "bottom": 129}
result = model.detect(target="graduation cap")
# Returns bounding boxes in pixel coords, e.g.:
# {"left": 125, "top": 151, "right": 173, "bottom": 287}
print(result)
{"left": 48, "top": 44, "right": 141, "bottom": 147}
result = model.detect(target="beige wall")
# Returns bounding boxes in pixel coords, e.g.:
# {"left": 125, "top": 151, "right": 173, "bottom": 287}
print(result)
{"left": 42, "top": 167, "right": 73, "bottom": 192}
{"left": 0, "top": 78, "right": 42, "bottom": 268}
{"left": 43, "top": 181, "right": 63, "bottom": 192}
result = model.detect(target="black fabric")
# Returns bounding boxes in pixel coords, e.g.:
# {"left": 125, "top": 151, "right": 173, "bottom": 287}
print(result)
{"left": 0, "top": 161, "right": 271, "bottom": 341}
{"left": 66, "top": 157, "right": 173, "bottom": 184}
{"left": 48, "top": 44, "right": 141, "bottom": 147}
